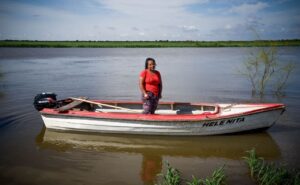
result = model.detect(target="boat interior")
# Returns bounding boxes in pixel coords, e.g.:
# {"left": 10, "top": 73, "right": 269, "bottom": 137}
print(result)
{"left": 95, "top": 102, "right": 218, "bottom": 115}
{"left": 55, "top": 98, "right": 276, "bottom": 116}
{"left": 57, "top": 99, "right": 219, "bottom": 115}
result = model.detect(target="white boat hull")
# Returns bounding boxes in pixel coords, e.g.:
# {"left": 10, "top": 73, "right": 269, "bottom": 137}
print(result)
{"left": 41, "top": 108, "right": 283, "bottom": 136}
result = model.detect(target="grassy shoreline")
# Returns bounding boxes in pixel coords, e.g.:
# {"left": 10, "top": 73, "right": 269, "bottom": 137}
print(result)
{"left": 155, "top": 150, "right": 299, "bottom": 185}
{"left": 0, "top": 40, "right": 300, "bottom": 48}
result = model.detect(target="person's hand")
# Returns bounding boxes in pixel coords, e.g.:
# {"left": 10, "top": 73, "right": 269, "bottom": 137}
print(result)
{"left": 144, "top": 93, "right": 149, "bottom": 99}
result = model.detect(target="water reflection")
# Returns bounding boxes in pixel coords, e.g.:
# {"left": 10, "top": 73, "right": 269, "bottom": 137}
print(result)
{"left": 0, "top": 66, "right": 4, "bottom": 98}
{"left": 140, "top": 154, "right": 162, "bottom": 185}
{"left": 36, "top": 128, "right": 280, "bottom": 184}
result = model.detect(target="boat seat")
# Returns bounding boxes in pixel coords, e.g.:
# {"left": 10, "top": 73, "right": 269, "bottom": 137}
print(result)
{"left": 95, "top": 108, "right": 215, "bottom": 115}
{"left": 96, "top": 109, "right": 143, "bottom": 113}
{"left": 95, "top": 109, "right": 178, "bottom": 115}
{"left": 156, "top": 110, "right": 178, "bottom": 115}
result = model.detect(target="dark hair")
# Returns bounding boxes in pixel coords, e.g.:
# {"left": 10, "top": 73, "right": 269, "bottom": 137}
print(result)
{"left": 145, "top": 57, "right": 156, "bottom": 69}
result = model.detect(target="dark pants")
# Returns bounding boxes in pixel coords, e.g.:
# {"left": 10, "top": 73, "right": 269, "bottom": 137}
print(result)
{"left": 142, "top": 92, "right": 159, "bottom": 114}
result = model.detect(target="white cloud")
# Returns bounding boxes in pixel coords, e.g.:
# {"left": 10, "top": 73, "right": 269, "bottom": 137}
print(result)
{"left": 98, "top": 0, "right": 205, "bottom": 14}
{"left": 229, "top": 2, "right": 269, "bottom": 15}
{"left": 181, "top": 25, "right": 199, "bottom": 31}
{"left": 225, "top": 24, "right": 232, "bottom": 30}
{"left": 0, "top": 0, "right": 298, "bottom": 40}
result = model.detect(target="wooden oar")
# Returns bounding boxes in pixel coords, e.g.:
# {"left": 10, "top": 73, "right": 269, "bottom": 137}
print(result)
{"left": 70, "top": 97, "right": 140, "bottom": 113}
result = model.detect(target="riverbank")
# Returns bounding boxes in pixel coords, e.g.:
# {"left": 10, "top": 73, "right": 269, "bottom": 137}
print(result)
{"left": 0, "top": 40, "right": 299, "bottom": 48}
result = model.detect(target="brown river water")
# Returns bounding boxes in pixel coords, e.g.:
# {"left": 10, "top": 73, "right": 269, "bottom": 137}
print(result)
{"left": 0, "top": 48, "right": 299, "bottom": 185}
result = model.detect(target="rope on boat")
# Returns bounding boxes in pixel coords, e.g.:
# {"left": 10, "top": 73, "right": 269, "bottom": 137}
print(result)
{"left": 70, "top": 97, "right": 141, "bottom": 113}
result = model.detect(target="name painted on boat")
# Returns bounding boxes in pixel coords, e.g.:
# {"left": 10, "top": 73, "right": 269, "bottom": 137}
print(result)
{"left": 202, "top": 117, "right": 245, "bottom": 127}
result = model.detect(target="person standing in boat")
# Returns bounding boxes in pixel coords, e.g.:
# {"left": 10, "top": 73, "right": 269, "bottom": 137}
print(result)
{"left": 139, "top": 57, "right": 162, "bottom": 114}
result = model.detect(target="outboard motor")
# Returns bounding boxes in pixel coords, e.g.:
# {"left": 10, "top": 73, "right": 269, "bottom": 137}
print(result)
{"left": 33, "top": 92, "right": 57, "bottom": 111}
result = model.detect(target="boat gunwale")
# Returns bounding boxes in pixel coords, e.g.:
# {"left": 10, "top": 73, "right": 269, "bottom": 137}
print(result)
{"left": 40, "top": 101, "right": 285, "bottom": 122}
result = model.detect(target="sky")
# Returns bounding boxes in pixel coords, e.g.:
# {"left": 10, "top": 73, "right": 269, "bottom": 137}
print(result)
{"left": 0, "top": 0, "right": 299, "bottom": 41}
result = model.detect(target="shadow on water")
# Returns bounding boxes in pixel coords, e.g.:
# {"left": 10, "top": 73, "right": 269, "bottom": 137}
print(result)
{"left": 36, "top": 127, "right": 281, "bottom": 184}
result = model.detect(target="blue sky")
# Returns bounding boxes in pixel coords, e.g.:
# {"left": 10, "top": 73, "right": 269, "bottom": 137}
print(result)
{"left": 0, "top": 0, "right": 299, "bottom": 41}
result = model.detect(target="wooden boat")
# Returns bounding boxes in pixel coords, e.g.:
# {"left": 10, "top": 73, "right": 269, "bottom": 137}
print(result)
{"left": 34, "top": 93, "right": 285, "bottom": 136}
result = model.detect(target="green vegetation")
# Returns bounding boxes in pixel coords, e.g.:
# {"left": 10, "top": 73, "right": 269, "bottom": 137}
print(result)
{"left": 239, "top": 29, "right": 296, "bottom": 96}
{"left": 240, "top": 43, "right": 295, "bottom": 96}
{"left": 187, "top": 167, "right": 226, "bottom": 185}
{"left": 157, "top": 151, "right": 299, "bottom": 185}
{"left": 157, "top": 162, "right": 226, "bottom": 185}
{"left": 243, "top": 149, "right": 300, "bottom": 185}
{"left": 158, "top": 162, "right": 181, "bottom": 185}
{"left": 0, "top": 40, "right": 300, "bottom": 48}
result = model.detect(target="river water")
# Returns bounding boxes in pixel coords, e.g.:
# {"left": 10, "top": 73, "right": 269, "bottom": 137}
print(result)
{"left": 0, "top": 47, "right": 299, "bottom": 185}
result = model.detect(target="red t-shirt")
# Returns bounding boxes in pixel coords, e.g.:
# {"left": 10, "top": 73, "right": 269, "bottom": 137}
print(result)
{"left": 140, "top": 70, "right": 161, "bottom": 96}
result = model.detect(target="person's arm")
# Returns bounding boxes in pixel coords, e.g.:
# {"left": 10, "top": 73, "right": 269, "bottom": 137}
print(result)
{"left": 158, "top": 72, "right": 162, "bottom": 99}
{"left": 158, "top": 83, "right": 162, "bottom": 99}
{"left": 139, "top": 77, "right": 148, "bottom": 98}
